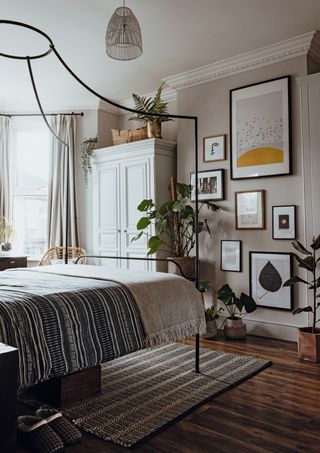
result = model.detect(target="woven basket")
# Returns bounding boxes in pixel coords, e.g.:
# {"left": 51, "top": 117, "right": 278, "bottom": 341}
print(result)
{"left": 167, "top": 256, "right": 196, "bottom": 280}
{"left": 111, "top": 127, "right": 147, "bottom": 145}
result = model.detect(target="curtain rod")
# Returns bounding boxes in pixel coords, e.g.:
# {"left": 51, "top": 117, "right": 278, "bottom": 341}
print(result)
{"left": 0, "top": 112, "right": 84, "bottom": 118}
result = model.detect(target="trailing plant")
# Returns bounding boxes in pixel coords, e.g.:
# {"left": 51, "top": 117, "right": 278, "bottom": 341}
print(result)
{"left": 132, "top": 181, "right": 219, "bottom": 256}
{"left": 129, "top": 82, "right": 172, "bottom": 124}
{"left": 0, "top": 217, "right": 14, "bottom": 243}
{"left": 283, "top": 236, "right": 320, "bottom": 333}
{"left": 205, "top": 305, "right": 221, "bottom": 322}
{"left": 80, "top": 137, "right": 98, "bottom": 186}
{"left": 217, "top": 283, "right": 257, "bottom": 320}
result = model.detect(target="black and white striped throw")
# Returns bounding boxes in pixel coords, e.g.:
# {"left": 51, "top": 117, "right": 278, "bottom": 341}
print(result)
{"left": 0, "top": 269, "right": 144, "bottom": 388}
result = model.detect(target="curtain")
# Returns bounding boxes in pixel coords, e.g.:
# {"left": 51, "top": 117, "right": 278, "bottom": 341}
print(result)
{"left": 0, "top": 116, "right": 11, "bottom": 223}
{"left": 47, "top": 115, "right": 79, "bottom": 248}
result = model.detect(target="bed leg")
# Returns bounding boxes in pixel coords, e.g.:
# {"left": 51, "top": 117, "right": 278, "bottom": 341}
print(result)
{"left": 195, "top": 334, "right": 200, "bottom": 373}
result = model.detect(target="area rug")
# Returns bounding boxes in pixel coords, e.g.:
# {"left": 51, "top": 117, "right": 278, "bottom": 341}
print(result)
{"left": 54, "top": 343, "right": 270, "bottom": 448}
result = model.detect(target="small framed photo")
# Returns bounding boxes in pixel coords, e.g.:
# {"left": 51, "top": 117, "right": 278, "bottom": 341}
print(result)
{"left": 190, "top": 169, "right": 224, "bottom": 201}
{"left": 221, "top": 240, "right": 242, "bottom": 272}
{"left": 230, "top": 76, "right": 291, "bottom": 180}
{"left": 250, "top": 251, "right": 293, "bottom": 311}
{"left": 203, "top": 134, "right": 226, "bottom": 162}
{"left": 272, "top": 205, "right": 296, "bottom": 240}
{"left": 235, "top": 190, "right": 265, "bottom": 230}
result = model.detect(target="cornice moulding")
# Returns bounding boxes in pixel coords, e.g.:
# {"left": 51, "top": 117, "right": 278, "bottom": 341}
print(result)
{"left": 163, "top": 31, "right": 320, "bottom": 90}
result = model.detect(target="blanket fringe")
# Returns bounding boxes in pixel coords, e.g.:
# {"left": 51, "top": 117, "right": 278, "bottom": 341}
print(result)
{"left": 145, "top": 318, "right": 206, "bottom": 348}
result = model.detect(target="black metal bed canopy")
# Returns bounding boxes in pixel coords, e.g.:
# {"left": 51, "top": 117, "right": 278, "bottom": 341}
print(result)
{"left": 0, "top": 20, "right": 201, "bottom": 373}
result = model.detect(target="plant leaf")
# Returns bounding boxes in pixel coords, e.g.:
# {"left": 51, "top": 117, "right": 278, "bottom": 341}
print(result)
{"left": 131, "top": 231, "right": 143, "bottom": 242}
{"left": 137, "top": 217, "right": 151, "bottom": 230}
{"left": 283, "top": 275, "right": 310, "bottom": 286}
{"left": 311, "top": 234, "right": 320, "bottom": 250}
{"left": 259, "top": 261, "right": 282, "bottom": 293}
{"left": 137, "top": 199, "right": 154, "bottom": 212}
{"left": 292, "top": 253, "right": 315, "bottom": 272}
{"left": 147, "top": 236, "right": 162, "bottom": 255}
{"left": 292, "top": 240, "right": 312, "bottom": 255}
{"left": 240, "top": 293, "right": 257, "bottom": 313}
{"left": 292, "top": 306, "right": 313, "bottom": 314}
{"left": 217, "top": 284, "right": 234, "bottom": 305}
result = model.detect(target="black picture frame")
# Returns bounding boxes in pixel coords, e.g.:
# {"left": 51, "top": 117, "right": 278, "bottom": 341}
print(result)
{"left": 272, "top": 205, "right": 297, "bottom": 240}
{"left": 220, "top": 240, "right": 242, "bottom": 272}
{"left": 190, "top": 169, "right": 224, "bottom": 201}
{"left": 249, "top": 251, "right": 293, "bottom": 311}
{"left": 230, "top": 75, "right": 292, "bottom": 180}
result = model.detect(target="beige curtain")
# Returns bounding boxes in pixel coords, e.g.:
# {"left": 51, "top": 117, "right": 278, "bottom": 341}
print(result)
{"left": 0, "top": 116, "right": 11, "bottom": 222}
{"left": 47, "top": 115, "right": 79, "bottom": 248}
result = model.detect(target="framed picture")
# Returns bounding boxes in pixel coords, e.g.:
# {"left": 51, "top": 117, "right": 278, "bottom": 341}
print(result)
{"left": 230, "top": 76, "right": 291, "bottom": 180}
{"left": 250, "top": 252, "right": 293, "bottom": 311}
{"left": 272, "top": 205, "right": 296, "bottom": 240}
{"left": 190, "top": 169, "right": 224, "bottom": 201}
{"left": 221, "top": 240, "right": 242, "bottom": 272}
{"left": 235, "top": 190, "right": 265, "bottom": 230}
{"left": 203, "top": 134, "right": 226, "bottom": 162}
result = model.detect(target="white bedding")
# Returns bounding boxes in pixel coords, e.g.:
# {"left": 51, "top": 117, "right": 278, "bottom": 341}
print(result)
{"left": 31, "top": 265, "right": 206, "bottom": 346}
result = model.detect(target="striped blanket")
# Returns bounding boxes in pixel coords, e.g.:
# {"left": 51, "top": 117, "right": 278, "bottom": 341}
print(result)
{"left": 0, "top": 270, "right": 144, "bottom": 389}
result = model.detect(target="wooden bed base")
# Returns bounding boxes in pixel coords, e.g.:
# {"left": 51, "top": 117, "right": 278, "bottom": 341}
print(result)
{"left": 32, "top": 365, "right": 101, "bottom": 407}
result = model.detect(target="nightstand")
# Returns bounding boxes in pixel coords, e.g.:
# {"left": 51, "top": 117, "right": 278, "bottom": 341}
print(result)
{"left": 0, "top": 255, "right": 28, "bottom": 271}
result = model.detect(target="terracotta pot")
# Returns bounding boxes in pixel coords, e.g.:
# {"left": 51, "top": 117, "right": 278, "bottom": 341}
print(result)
{"left": 201, "top": 320, "right": 218, "bottom": 339}
{"left": 147, "top": 122, "right": 162, "bottom": 138}
{"left": 167, "top": 256, "right": 195, "bottom": 280}
{"left": 298, "top": 327, "right": 320, "bottom": 363}
{"left": 224, "top": 317, "right": 247, "bottom": 340}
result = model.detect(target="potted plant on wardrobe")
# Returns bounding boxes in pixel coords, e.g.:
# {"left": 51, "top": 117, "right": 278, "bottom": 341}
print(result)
{"left": 129, "top": 82, "right": 172, "bottom": 139}
{"left": 132, "top": 178, "right": 220, "bottom": 280}
{"left": 283, "top": 236, "right": 320, "bottom": 362}
{"left": 217, "top": 283, "right": 257, "bottom": 339}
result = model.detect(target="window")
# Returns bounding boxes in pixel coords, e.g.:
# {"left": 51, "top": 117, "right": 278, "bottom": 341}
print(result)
{"left": 11, "top": 119, "right": 50, "bottom": 260}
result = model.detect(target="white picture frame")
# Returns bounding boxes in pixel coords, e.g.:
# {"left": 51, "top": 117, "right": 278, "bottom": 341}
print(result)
{"left": 221, "top": 240, "right": 242, "bottom": 272}
{"left": 235, "top": 190, "right": 265, "bottom": 230}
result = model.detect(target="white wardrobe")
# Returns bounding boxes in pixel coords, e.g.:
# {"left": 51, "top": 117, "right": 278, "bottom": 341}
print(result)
{"left": 92, "top": 138, "right": 176, "bottom": 270}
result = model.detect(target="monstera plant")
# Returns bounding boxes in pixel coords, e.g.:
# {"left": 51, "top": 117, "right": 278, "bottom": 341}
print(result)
{"left": 132, "top": 180, "right": 220, "bottom": 279}
{"left": 283, "top": 236, "right": 320, "bottom": 362}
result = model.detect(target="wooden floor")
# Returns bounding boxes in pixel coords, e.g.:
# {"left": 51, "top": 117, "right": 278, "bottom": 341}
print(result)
{"left": 17, "top": 336, "right": 320, "bottom": 453}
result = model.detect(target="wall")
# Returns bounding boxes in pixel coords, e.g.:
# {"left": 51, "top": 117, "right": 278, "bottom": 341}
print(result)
{"left": 176, "top": 55, "right": 309, "bottom": 341}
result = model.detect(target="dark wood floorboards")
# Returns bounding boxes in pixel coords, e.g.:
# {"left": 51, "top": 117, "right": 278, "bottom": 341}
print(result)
{"left": 17, "top": 336, "right": 320, "bottom": 453}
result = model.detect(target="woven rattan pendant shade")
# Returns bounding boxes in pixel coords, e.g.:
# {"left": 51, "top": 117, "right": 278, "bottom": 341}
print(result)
{"left": 106, "top": 6, "right": 143, "bottom": 61}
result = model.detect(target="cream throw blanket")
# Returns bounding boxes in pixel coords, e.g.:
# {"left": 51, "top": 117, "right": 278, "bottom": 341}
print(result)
{"left": 31, "top": 265, "right": 206, "bottom": 347}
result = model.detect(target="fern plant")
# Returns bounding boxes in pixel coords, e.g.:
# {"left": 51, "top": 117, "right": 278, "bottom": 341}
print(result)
{"left": 129, "top": 82, "right": 172, "bottom": 124}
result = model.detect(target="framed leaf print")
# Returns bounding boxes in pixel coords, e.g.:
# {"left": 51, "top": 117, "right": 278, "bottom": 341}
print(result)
{"left": 230, "top": 76, "right": 291, "bottom": 180}
{"left": 250, "top": 252, "right": 293, "bottom": 311}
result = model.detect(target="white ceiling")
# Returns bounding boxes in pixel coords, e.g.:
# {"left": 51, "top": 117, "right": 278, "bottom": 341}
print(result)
{"left": 1, "top": 0, "right": 320, "bottom": 111}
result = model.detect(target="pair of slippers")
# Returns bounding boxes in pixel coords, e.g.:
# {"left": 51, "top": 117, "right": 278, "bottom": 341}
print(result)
{"left": 17, "top": 407, "right": 82, "bottom": 453}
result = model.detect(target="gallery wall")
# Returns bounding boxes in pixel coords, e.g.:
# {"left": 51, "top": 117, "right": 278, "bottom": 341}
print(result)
{"left": 176, "top": 55, "right": 310, "bottom": 341}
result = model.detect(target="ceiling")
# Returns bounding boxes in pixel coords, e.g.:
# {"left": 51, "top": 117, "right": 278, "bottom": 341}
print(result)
{"left": 1, "top": 0, "right": 320, "bottom": 112}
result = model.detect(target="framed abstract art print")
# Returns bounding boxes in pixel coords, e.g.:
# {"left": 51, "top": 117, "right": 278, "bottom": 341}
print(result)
{"left": 221, "top": 240, "right": 242, "bottom": 272}
{"left": 235, "top": 190, "right": 265, "bottom": 230}
{"left": 272, "top": 205, "right": 296, "bottom": 240}
{"left": 203, "top": 134, "right": 226, "bottom": 162}
{"left": 230, "top": 76, "right": 291, "bottom": 180}
{"left": 190, "top": 169, "right": 224, "bottom": 201}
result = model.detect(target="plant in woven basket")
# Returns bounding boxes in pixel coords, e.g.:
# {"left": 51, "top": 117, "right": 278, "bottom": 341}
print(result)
{"left": 80, "top": 137, "right": 98, "bottom": 186}
{"left": 132, "top": 178, "right": 220, "bottom": 257}
{"left": 129, "top": 82, "right": 172, "bottom": 125}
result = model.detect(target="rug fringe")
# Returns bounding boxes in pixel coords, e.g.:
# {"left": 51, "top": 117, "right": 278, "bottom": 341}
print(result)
{"left": 145, "top": 319, "right": 206, "bottom": 348}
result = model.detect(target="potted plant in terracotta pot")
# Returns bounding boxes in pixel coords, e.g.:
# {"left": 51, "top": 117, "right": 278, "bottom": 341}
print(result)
{"left": 217, "top": 283, "right": 257, "bottom": 339}
{"left": 129, "top": 82, "right": 172, "bottom": 139}
{"left": 283, "top": 236, "right": 320, "bottom": 362}
{"left": 132, "top": 179, "right": 219, "bottom": 280}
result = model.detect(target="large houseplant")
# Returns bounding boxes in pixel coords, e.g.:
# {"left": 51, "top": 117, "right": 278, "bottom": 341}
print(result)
{"left": 129, "top": 82, "right": 172, "bottom": 139}
{"left": 217, "top": 283, "right": 257, "bottom": 339}
{"left": 132, "top": 179, "right": 219, "bottom": 279}
{"left": 283, "top": 236, "right": 320, "bottom": 362}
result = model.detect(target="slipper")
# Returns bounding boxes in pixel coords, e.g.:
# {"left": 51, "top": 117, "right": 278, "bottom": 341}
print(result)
{"left": 35, "top": 408, "right": 82, "bottom": 445}
{"left": 17, "top": 415, "right": 64, "bottom": 453}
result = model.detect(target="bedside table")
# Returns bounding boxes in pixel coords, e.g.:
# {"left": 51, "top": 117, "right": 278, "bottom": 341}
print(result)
{"left": 0, "top": 255, "right": 28, "bottom": 271}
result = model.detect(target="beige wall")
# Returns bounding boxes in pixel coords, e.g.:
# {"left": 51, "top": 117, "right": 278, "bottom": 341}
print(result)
{"left": 176, "top": 56, "right": 309, "bottom": 341}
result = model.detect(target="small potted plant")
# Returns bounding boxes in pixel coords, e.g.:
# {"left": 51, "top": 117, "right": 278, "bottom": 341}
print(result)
{"left": 0, "top": 217, "right": 14, "bottom": 254}
{"left": 80, "top": 137, "right": 98, "bottom": 186}
{"left": 129, "top": 82, "right": 172, "bottom": 139}
{"left": 217, "top": 283, "right": 257, "bottom": 339}
{"left": 132, "top": 179, "right": 219, "bottom": 280}
{"left": 199, "top": 280, "right": 222, "bottom": 339}
{"left": 283, "top": 236, "right": 320, "bottom": 362}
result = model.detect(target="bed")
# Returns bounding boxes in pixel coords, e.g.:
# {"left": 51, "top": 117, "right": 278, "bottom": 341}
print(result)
{"left": 0, "top": 265, "right": 205, "bottom": 389}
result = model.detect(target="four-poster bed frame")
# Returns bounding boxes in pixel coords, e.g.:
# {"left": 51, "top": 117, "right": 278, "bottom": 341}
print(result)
{"left": 0, "top": 20, "right": 201, "bottom": 372}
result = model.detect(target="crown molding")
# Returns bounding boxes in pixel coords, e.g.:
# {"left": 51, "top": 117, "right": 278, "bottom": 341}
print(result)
{"left": 98, "top": 87, "right": 177, "bottom": 116}
{"left": 163, "top": 31, "right": 320, "bottom": 90}
{"left": 296, "top": 72, "right": 320, "bottom": 86}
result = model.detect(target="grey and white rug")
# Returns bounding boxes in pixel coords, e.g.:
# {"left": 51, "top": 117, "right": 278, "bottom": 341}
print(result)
{"left": 61, "top": 343, "right": 271, "bottom": 448}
